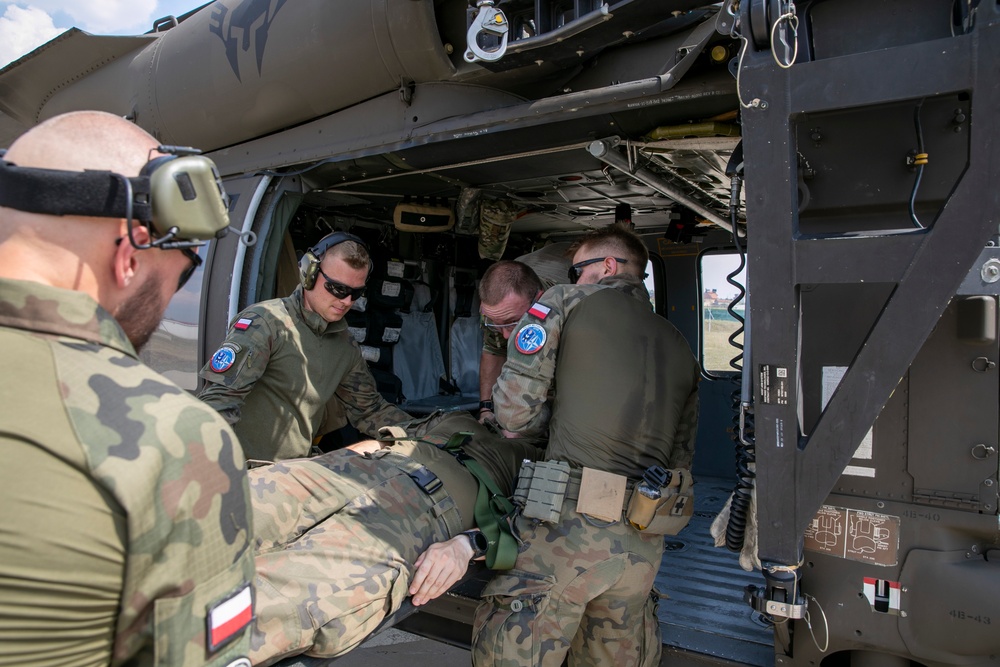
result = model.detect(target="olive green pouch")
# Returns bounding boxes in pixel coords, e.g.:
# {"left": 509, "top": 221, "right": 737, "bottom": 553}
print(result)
{"left": 514, "top": 460, "right": 570, "bottom": 523}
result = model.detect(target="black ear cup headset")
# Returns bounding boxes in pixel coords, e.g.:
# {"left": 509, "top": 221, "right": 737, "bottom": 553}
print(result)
{"left": 299, "top": 231, "right": 372, "bottom": 290}
{"left": 0, "top": 145, "right": 231, "bottom": 251}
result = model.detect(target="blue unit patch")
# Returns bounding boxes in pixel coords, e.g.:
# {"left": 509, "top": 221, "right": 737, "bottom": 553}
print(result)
{"left": 515, "top": 323, "right": 546, "bottom": 354}
{"left": 210, "top": 345, "right": 238, "bottom": 373}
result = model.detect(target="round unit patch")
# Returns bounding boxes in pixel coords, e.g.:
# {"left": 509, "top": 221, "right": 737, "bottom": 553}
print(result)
{"left": 210, "top": 345, "right": 238, "bottom": 373}
{"left": 515, "top": 323, "right": 547, "bottom": 354}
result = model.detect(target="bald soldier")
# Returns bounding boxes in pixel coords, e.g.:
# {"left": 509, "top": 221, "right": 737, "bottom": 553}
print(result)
{"left": 247, "top": 411, "right": 544, "bottom": 665}
{"left": 0, "top": 112, "right": 255, "bottom": 666}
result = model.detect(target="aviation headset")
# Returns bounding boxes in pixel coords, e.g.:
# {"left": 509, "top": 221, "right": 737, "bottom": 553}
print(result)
{"left": 298, "top": 231, "right": 372, "bottom": 290}
{"left": 0, "top": 145, "right": 231, "bottom": 250}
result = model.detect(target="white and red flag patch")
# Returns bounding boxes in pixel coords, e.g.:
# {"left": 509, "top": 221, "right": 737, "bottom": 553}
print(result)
{"left": 207, "top": 584, "right": 252, "bottom": 652}
{"left": 233, "top": 318, "right": 253, "bottom": 331}
{"left": 527, "top": 302, "right": 550, "bottom": 320}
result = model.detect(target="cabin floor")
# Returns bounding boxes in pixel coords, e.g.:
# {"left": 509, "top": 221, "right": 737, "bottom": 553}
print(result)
{"left": 657, "top": 476, "right": 773, "bottom": 667}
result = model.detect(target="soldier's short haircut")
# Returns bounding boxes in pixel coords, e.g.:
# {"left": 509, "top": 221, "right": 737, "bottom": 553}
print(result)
{"left": 324, "top": 240, "right": 370, "bottom": 272}
{"left": 569, "top": 223, "right": 649, "bottom": 276}
{"left": 480, "top": 260, "right": 543, "bottom": 306}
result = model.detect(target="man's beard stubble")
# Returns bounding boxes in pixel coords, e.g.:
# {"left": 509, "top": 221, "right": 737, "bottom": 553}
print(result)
{"left": 115, "top": 273, "right": 166, "bottom": 352}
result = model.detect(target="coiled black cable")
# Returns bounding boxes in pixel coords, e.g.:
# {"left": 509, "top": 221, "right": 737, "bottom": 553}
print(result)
{"left": 723, "top": 171, "right": 756, "bottom": 552}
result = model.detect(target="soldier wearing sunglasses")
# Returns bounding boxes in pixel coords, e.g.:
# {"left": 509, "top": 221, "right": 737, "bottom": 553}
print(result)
{"left": 0, "top": 112, "right": 254, "bottom": 666}
{"left": 475, "top": 224, "right": 700, "bottom": 667}
{"left": 199, "top": 231, "right": 412, "bottom": 462}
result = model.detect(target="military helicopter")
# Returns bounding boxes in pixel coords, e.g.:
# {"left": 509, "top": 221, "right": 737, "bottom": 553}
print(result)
{"left": 1, "top": 1, "right": 997, "bottom": 665}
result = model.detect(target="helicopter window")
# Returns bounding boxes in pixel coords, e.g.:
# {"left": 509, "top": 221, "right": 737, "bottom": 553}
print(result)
{"left": 699, "top": 251, "right": 746, "bottom": 374}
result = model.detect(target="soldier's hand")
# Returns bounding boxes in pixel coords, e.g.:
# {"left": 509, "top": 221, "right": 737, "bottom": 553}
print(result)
{"left": 409, "top": 536, "right": 472, "bottom": 606}
{"left": 478, "top": 408, "right": 496, "bottom": 425}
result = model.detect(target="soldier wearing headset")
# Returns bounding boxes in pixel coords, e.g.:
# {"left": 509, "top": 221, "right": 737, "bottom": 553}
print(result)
{"left": 199, "top": 231, "right": 412, "bottom": 462}
{"left": 0, "top": 111, "right": 254, "bottom": 666}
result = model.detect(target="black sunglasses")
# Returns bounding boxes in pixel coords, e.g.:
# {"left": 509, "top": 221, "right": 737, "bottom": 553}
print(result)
{"left": 318, "top": 268, "right": 367, "bottom": 301}
{"left": 177, "top": 247, "right": 202, "bottom": 291}
{"left": 115, "top": 237, "right": 202, "bottom": 292}
{"left": 568, "top": 257, "right": 627, "bottom": 284}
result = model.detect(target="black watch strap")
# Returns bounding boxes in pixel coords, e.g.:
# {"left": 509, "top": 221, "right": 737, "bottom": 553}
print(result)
{"left": 464, "top": 530, "right": 489, "bottom": 560}
{"left": 478, "top": 400, "right": 494, "bottom": 412}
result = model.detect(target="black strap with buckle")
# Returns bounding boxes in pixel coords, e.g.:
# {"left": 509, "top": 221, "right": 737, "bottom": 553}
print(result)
{"left": 407, "top": 464, "right": 443, "bottom": 495}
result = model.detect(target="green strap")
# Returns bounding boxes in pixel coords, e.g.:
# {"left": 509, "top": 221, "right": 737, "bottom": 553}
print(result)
{"left": 441, "top": 433, "right": 519, "bottom": 570}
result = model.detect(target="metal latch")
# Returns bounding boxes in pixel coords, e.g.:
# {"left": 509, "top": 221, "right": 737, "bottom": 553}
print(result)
{"left": 465, "top": 1, "right": 509, "bottom": 63}
{"left": 764, "top": 599, "right": 806, "bottom": 619}
{"left": 745, "top": 584, "right": 808, "bottom": 620}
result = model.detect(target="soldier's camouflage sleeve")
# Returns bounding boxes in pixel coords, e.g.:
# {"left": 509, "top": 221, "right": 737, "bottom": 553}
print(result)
{"left": 60, "top": 347, "right": 255, "bottom": 665}
{"left": 493, "top": 284, "right": 605, "bottom": 436}
{"left": 198, "top": 308, "right": 275, "bottom": 424}
{"left": 335, "top": 353, "right": 413, "bottom": 436}
{"left": 482, "top": 326, "right": 506, "bottom": 357}
{"left": 668, "top": 386, "right": 700, "bottom": 470}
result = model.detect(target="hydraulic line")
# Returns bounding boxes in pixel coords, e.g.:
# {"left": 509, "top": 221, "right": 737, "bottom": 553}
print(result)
{"left": 908, "top": 98, "right": 927, "bottom": 229}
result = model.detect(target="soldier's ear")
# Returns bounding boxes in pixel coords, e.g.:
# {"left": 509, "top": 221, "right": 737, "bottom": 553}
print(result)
{"left": 112, "top": 226, "right": 151, "bottom": 288}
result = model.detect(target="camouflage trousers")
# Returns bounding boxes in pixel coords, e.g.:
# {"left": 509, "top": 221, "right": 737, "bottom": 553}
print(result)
{"left": 472, "top": 498, "right": 664, "bottom": 667}
{"left": 247, "top": 450, "right": 462, "bottom": 666}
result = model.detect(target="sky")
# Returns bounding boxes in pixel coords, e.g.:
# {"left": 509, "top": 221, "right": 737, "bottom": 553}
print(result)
{"left": 0, "top": 0, "right": 208, "bottom": 68}
{"left": 701, "top": 251, "right": 748, "bottom": 301}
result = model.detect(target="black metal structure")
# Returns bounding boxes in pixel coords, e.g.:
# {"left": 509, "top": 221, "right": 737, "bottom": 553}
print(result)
{"left": 735, "top": 0, "right": 1000, "bottom": 633}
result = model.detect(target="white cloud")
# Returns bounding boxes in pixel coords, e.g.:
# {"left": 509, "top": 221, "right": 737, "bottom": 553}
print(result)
{"left": 66, "top": 0, "right": 158, "bottom": 33}
{"left": 9, "top": 0, "right": 159, "bottom": 35}
{"left": 0, "top": 5, "right": 62, "bottom": 69}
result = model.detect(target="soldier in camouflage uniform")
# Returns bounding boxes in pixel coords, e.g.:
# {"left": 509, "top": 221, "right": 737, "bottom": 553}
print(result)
{"left": 0, "top": 111, "right": 254, "bottom": 666}
{"left": 246, "top": 411, "right": 544, "bottom": 665}
{"left": 478, "top": 245, "right": 571, "bottom": 426}
{"left": 473, "top": 225, "right": 700, "bottom": 667}
{"left": 199, "top": 232, "right": 411, "bottom": 462}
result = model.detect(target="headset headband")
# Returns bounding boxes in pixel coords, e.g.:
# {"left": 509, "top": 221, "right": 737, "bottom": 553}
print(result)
{"left": 0, "top": 145, "right": 231, "bottom": 251}
{"left": 309, "top": 231, "right": 368, "bottom": 258}
{"left": 0, "top": 161, "right": 153, "bottom": 223}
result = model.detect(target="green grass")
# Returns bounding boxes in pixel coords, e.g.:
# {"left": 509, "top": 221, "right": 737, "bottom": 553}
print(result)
{"left": 703, "top": 318, "right": 744, "bottom": 373}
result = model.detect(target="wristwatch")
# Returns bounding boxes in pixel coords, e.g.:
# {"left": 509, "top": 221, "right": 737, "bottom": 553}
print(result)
{"left": 478, "top": 400, "right": 494, "bottom": 413}
{"left": 463, "top": 530, "right": 489, "bottom": 561}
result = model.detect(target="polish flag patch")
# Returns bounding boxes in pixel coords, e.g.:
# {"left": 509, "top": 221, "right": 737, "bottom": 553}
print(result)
{"left": 233, "top": 318, "right": 253, "bottom": 331}
{"left": 207, "top": 584, "right": 252, "bottom": 652}
{"left": 527, "top": 302, "right": 550, "bottom": 320}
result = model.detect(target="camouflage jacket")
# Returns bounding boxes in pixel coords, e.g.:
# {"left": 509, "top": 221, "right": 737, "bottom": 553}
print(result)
{"left": 493, "top": 274, "right": 700, "bottom": 477}
{"left": 0, "top": 278, "right": 254, "bottom": 666}
{"left": 198, "top": 286, "right": 410, "bottom": 461}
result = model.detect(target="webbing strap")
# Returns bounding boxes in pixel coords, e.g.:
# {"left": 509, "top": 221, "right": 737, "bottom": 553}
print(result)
{"left": 373, "top": 430, "right": 519, "bottom": 568}
{"left": 441, "top": 432, "right": 518, "bottom": 570}
{"left": 379, "top": 451, "right": 463, "bottom": 538}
